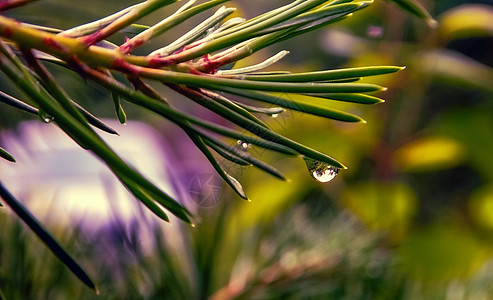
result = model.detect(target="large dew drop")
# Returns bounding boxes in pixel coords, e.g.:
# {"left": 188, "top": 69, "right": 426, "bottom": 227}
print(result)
{"left": 311, "top": 164, "right": 339, "bottom": 182}
{"left": 303, "top": 157, "right": 340, "bottom": 183}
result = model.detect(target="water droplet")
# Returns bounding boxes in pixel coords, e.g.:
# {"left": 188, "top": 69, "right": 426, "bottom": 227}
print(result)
{"left": 311, "top": 164, "right": 339, "bottom": 182}
{"left": 270, "top": 113, "right": 279, "bottom": 118}
{"left": 236, "top": 140, "right": 250, "bottom": 151}
{"left": 304, "top": 157, "right": 340, "bottom": 183}
{"left": 40, "top": 113, "right": 54, "bottom": 123}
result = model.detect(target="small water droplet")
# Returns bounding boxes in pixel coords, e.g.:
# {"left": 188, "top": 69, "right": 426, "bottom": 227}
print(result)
{"left": 40, "top": 113, "right": 54, "bottom": 123}
{"left": 304, "top": 157, "right": 340, "bottom": 183}
{"left": 270, "top": 113, "right": 279, "bottom": 118}
{"left": 311, "top": 165, "right": 339, "bottom": 182}
{"left": 236, "top": 140, "right": 250, "bottom": 151}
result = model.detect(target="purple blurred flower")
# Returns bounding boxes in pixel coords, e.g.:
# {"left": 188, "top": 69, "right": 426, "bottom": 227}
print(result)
{"left": 0, "top": 120, "right": 204, "bottom": 235}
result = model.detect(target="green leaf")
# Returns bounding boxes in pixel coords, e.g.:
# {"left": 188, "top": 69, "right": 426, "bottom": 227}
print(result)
{"left": 416, "top": 50, "right": 493, "bottom": 94}
{"left": 162, "top": 0, "right": 359, "bottom": 62}
{"left": 186, "top": 129, "right": 249, "bottom": 200}
{"left": 0, "top": 146, "right": 15, "bottom": 162}
{"left": 22, "top": 49, "right": 89, "bottom": 126}
{"left": 60, "top": 2, "right": 147, "bottom": 37}
{"left": 112, "top": 92, "right": 127, "bottom": 124}
{"left": 202, "top": 135, "right": 287, "bottom": 180}
{"left": 0, "top": 50, "right": 191, "bottom": 224}
{"left": 393, "top": 135, "right": 465, "bottom": 172}
{"left": 204, "top": 139, "right": 252, "bottom": 166}
{"left": 0, "top": 90, "right": 38, "bottom": 114}
{"left": 198, "top": 88, "right": 271, "bottom": 128}
{"left": 237, "top": 71, "right": 291, "bottom": 76}
{"left": 191, "top": 126, "right": 297, "bottom": 155}
{"left": 304, "top": 93, "right": 385, "bottom": 104}
{"left": 214, "top": 0, "right": 304, "bottom": 37}
{"left": 174, "top": 86, "right": 355, "bottom": 169}
{"left": 171, "top": 86, "right": 270, "bottom": 128}
{"left": 151, "top": 6, "right": 236, "bottom": 56}
{"left": 85, "top": 64, "right": 345, "bottom": 178}
{"left": 388, "top": 0, "right": 437, "bottom": 27}
{"left": 210, "top": 0, "right": 316, "bottom": 40}
{"left": 242, "top": 1, "right": 373, "bottom": 54}
{"left": 438, "top": 4, "right": 493, "bottom": 41}
{"left": 89, "top": 70, "right": 298, "bottom": 155}
{"left": 207, "top": 76, "right": 385, "bottom": 93}
{"left": 115, "top": 171, "right": 170, "bottom": 222}
{"left": 216, "top": 50, "right": 290, "bottom": 76}
{"left": 119, "top": 169, "right": 191, "bottom": 223}
{"left": 232, "top": 102, "right": 285, "bottom": 115}
{"left": 243, "top": 66, "right": 405, "bottom": 82}
{"left": 184, "top": 89, "right": 347, "bottom": 168}
{"left": 0, "top": 90, "right": 117, "bottom": 135}
{"left": 121, "top": 0, "right": 231, "bottom": 52}
{"left": 253, "top": 10, "right": 351, "bottom": 50}
{"left": 141, "top": 69, "right": 386, "bottom": 93}
{"left": 323, "top": 77, "right": 362, "bottom": 83}
{"left": 253, "top": 2, "right": 362, "bottom": 36}
{"left": 212, "top": 87, "right": 367, "bottom": 123}
{"left": 80, "top": 0, "right": 181, "bottom": 45}
{"left": 120, "top": 23, "right": 150, "bottom": 35}
{"left": 72, "top": 103, "right": 119, "bottom": 135}
{"left": 329, "top": 0, "right": 354, "bottom": 5}
{"left": 0, "top": 181, "right": 98, "bottom": 292}
{"left": 156, "top": 0, "right": 233, "bottom": 37}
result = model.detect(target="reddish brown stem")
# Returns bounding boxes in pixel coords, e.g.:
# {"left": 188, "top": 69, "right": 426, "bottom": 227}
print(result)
{"left": 0, "top": 0, "right": 39, "bottom": 12}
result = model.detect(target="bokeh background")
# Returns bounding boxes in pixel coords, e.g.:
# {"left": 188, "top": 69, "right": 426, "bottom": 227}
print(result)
{"left": 2, "top": 0, "right": 493, "bottom": 299}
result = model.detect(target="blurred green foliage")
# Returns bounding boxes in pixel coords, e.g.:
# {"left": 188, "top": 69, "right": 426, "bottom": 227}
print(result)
{"left": 233, "top": 0, "right": 493, "bottom": 297}
{"left": 2, "top": 0, "right": 493, "bottom": 299}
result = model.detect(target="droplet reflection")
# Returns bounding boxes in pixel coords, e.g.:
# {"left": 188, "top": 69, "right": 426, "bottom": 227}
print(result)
{"left": 311, "top": 164, "right": 339, "bottom": 182}
{"left": 41, "top": 113, "right": 54, "bottom": 123}
{"left": 303, "top": 157, "right": 340, "bottom": 183}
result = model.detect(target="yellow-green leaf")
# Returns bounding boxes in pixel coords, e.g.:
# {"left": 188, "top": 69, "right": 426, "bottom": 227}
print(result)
{"left": 394, "top": 135, "right": 466, "bottom": 172}
{"left": 439, "top": 4, "right": 493, "bottom": 41}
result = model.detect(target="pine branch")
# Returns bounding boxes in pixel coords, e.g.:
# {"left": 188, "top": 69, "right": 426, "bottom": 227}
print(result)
{"left": 0, "top": 0, "right": 427, "bottom": 290}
